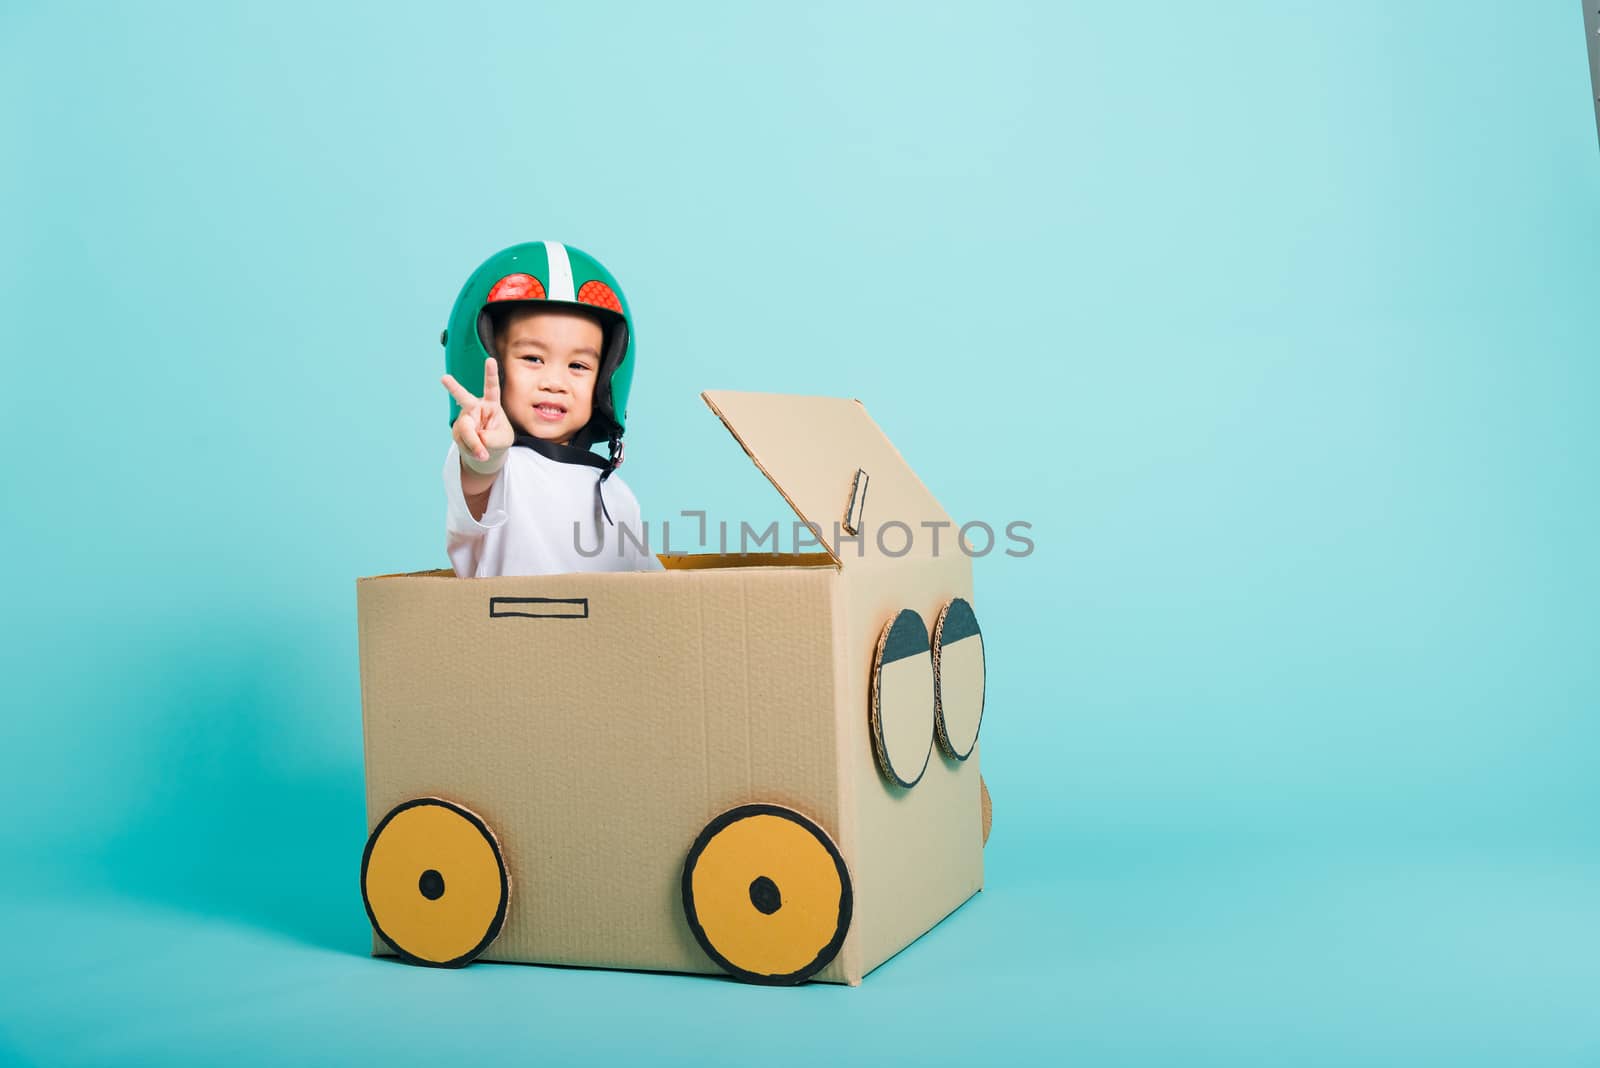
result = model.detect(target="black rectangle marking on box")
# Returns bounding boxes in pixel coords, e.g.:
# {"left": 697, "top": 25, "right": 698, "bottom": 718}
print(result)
{"left": 489, "top": 596, "right": 589, "bottom": 620}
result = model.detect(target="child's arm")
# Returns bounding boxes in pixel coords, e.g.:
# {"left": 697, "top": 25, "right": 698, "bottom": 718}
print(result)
{"left": 455, "top": 453, "right": 498, "bottom": 522}
{"left": 441, "top": 358, "right": 515, "bottom": 521}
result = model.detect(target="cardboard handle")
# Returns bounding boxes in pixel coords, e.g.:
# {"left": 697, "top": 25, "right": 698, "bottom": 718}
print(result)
{"left": 844, "top": 468, "right": 869, "bottom": 536}
{"left": 489, "top": 597, "right": 589, "bottom": 620}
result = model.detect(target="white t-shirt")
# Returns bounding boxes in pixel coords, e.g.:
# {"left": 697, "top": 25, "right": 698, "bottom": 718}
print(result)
{"left": 444, "top": 441, "right": 664, "bottom": 577}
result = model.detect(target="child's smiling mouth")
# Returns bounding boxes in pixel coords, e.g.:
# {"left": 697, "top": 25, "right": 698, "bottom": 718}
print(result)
{"left": 533, "top": 402, "right": 568, "bottom": 422}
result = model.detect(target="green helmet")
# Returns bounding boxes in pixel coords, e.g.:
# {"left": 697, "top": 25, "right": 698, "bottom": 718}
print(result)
{"left": 442, "top": 241, "right": 635, "bottom": 452}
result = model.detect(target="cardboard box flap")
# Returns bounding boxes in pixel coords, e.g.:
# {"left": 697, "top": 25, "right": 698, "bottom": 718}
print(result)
{"left": 702, "top": 390, "right": 954, "bottom": 563}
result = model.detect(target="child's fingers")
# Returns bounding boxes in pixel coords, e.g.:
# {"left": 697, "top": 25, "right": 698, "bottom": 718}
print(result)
{"left": 441, "top": 374, "right": 479, "bottom": 408}
{"left": 482, "top": 358, "right": 500, "bottom": 406}
{"left": 475, "top": 405, "right": 510, "bottom": 450}
{"left": 454, "top": 416, "right": 488, "bottom": 462}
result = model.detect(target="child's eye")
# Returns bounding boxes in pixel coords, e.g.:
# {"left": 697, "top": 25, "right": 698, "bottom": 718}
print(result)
{"left": 519, "top": 355, "right": 542, "bottom": 364}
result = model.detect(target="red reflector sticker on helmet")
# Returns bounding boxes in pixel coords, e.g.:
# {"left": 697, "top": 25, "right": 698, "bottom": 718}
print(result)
{"left": 577, "top": 280, "right": 622, "bottom": 313}
{"left": 487, "top": 274, "right": 546, "bottom": 302}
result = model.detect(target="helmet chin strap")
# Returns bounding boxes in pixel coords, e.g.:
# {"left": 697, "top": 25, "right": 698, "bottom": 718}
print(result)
{"left": 512, "top": 433, "right": 618, "bottom": 525}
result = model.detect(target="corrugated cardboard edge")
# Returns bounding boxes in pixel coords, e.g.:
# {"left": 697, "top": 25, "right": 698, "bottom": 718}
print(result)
{"left": 701, "top": 391, "right": 843, "bottom": 568}
{"left": 828, "top": 558, "right": 863, "bottom": 984}
{"left": 355, "top": 577, "right": 384, "bottom": 958}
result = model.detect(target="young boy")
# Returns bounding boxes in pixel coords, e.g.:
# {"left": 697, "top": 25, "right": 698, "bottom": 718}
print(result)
{"left": 437, "top": 241, "right": 662, "bottom": 577}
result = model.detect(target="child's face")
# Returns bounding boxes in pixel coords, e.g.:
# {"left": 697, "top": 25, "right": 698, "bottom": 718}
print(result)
{"left": 494, "top": 308, "right": 604, "bottom": 446}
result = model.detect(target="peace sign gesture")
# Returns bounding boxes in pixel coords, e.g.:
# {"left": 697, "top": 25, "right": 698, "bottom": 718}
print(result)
{"left": 441, "top": 357, "right": 515, "bottom": 466}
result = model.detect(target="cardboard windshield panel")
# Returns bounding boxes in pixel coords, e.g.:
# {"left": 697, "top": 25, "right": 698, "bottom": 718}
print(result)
{"left": 701, "top": 390, "right": 954, "bottom": 564}
{"left": 358, "top": 391, "right": 984, "bottom": 985}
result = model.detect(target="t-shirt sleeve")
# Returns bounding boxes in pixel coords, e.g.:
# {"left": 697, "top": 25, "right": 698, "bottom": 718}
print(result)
{"left": 618, "top": 479, "right": 664, "bottom": 572}
{"left": 444, "top": 441, "right": 509, "bottom": 577}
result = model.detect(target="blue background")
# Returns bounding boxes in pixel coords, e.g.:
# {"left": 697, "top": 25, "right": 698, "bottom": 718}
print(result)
{"left": 3, "top": 1, "right": 1598, "bottom": 1063}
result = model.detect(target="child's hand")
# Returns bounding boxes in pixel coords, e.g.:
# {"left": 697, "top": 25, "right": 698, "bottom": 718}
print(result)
{"left": 441, "top": 358, "right": 515, "bottom": 466}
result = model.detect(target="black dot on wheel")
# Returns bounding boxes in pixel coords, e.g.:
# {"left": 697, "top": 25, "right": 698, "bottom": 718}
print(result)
{"left": 418, "top": 869, "right": 445, "bottom": 900}
{"left": 748, "top": 875, "right": 782, "bottom": 915}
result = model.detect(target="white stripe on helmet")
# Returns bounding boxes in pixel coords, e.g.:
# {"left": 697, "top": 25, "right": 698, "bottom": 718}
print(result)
{"left": 544, "top": 241, "right": 575, "bottom": 301}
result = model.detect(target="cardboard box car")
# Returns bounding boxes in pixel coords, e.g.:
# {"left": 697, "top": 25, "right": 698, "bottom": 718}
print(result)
{"left": 356, "top": 390, "right": 990, "bottom": 985}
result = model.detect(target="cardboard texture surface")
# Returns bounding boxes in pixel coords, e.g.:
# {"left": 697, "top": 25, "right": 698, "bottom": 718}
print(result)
{"left": 358, "top": 391, "right": 985, "bottom": 984}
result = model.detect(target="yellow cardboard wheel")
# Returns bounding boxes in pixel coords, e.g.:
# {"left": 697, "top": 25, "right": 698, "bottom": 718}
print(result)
{"left": 361, "top": 797, "right": 509, "bottom": 968}
{"left": 681, "top": 804, "right": 852, "bottom": 985}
